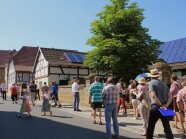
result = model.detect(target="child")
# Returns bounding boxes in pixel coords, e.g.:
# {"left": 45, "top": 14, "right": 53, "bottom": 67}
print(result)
{"left": 16, "top": 89, "right": 31, "bottom": 118}
{"left": 41, "top": 84, "right": 52, "bottom": 116}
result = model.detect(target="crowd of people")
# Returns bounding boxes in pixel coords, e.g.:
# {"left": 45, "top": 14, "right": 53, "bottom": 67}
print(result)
{"left": 0, "top": 80, "right": 61, "bottom": 118}
{"left": 88, "top": 68, "right": 186, "bottom": 139}
{"left": 1, "top": 68, "right": 186, "bottom": 139}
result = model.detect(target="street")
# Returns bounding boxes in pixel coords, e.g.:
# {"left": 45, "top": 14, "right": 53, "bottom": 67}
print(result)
{"left": 0, "top": 98, "right": 143, "bottom": 139}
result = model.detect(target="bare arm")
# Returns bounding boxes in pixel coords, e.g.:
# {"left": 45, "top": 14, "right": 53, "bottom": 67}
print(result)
{"left": 163, "top": 92, "right": 172, "bottom": 108}
{"left": 150, "top": 91, "right": 163, "bottom": 106}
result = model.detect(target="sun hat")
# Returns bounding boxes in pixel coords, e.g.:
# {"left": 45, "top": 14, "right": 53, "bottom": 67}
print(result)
{"left": 138, "top": 77, "right": 146, "bottom": 84}
{"left": 150, "top": 68, "right": 159, "bottom": 78}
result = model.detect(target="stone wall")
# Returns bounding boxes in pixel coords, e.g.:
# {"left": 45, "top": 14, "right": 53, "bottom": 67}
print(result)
{"left": 58, "top": 82, "right": 90, "bottom": 107}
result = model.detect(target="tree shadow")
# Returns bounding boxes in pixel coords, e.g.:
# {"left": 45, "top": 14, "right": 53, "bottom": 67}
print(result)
{"left": 0, "top": 111, "right": 139, "bottom": 139}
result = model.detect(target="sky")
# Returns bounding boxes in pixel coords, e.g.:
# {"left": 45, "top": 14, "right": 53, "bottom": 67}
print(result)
{"left": 0, "top": 0, "right": 186, "bottom": 52}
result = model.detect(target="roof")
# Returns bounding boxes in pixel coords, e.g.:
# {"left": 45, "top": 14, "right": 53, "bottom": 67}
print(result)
{"left": 40, "top": 47, "right": 86, "bottom": 67}
{"left": 12, "top": 46, "right": 38, "bottom": 72}
{"left": 0, "top": 50, "right": 17, "bottom": 68}
{"left": 158, "top": 38, "right": 186, "bottom": 64}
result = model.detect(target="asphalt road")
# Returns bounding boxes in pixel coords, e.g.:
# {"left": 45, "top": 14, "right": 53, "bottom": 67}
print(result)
{"left": 0, "top": 98, "right": 144, "bottom": 139}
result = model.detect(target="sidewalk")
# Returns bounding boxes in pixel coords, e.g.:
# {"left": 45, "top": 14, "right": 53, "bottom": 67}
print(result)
{"left": 55, "top": 102, "right": 185, "bottom": 139}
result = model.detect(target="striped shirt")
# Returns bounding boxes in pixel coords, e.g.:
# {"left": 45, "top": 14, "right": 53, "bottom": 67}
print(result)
{"left": 89, "top": 82, "right": 103, "bottom": 102}
{"left": 102, "top": 84, "right": 119, "bottom": 105}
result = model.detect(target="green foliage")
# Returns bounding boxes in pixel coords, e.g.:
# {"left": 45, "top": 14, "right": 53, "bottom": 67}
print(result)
{"left": 85, "top": 0, "right": 161, "bottom": 81}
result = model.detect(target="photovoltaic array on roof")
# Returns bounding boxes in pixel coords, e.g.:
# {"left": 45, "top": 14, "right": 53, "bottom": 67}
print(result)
{"left": 64, "top": 53, "right": 85, "bottom": 63}
{"left": 158, "top": 38, "right": 186, "bottom": 64}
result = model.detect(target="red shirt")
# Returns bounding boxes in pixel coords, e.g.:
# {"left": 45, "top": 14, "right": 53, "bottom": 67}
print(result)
{"left": 11, "top": 85, "right": 17, "bottom": 95}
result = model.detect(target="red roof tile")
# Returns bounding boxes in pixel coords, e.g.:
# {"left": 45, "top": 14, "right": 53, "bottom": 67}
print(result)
{"left": 13, "top": 46, "right": 38, "bottom": 72}
{"left": 0, "top": 50, "right": 17, "bottom": 68}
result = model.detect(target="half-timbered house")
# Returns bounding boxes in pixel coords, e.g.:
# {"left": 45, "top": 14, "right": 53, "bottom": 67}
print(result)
{"left": 7, "top": 46, "right": 38, "bottom": 88}
{"left": 0, "top": 50, "right": 16, "bottom": 83}
{"left": 33, "top": 47, "right": 89, "bottom": 86}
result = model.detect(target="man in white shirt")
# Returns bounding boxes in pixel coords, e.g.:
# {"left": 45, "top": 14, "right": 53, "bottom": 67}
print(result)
{"left": 1, "top": 82, "right": 7, "bottom": 100}
{"left": 72, "top": 78, "right": 81, "bottom": 111}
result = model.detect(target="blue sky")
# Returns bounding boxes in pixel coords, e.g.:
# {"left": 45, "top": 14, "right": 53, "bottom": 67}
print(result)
{"left": 0, "top": 0, "right": 186, "bottom": 52}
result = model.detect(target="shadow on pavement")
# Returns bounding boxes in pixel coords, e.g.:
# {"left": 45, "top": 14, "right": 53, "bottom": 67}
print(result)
{"left": 119, "top": 122, "right": 142, "bottom": 126}
{"left": 0, "top": 111, "right": 139, "bottom": 139}
{"left": 52, "top": 115, "right": 73, "bottom": 118}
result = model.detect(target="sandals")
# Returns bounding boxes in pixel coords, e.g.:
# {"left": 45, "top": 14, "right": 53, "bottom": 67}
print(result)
{"left": 177, "top": 128, "right": 185, "bottom": 133}
{"left": 99, "top": 121, "right": 103, "bottom": 125}
{"left": 93, "top": 120, "right": 96, "bottom": 124}
{"left": 172, "top": 124, "right": 179, "bottom": 129}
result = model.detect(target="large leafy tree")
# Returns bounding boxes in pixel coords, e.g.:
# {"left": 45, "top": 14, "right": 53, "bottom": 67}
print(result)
{"left": 85, "top": 0, "right": 161, "bottom": 81}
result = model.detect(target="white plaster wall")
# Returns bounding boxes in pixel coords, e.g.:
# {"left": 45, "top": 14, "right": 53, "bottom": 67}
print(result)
{"left": 8, "top": 60, "right": 16, "bottom": 88}
{"left": 48, "top": 75, "right": 66, "bottom": 84}
{"left": 35, "top": 77, "right": 49, "bottom": 88}
{"left": 9, "top": 60, "right": 15, "bottom": 75}
{"left": 50, "top": 67, "right": 61, "bottom": 73}
{"left": 63, "top": 68, "right": 77, "bottom": 74}
{"left": 79, "top": 69, "right": 89, "bottom": 75}
{"left": 35, "top": 50, "right": 48, "bottom": 78}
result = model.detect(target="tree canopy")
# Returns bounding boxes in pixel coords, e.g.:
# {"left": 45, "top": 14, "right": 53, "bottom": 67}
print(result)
{"left": 84, "top": 0, "right": 161, "bottom": 81}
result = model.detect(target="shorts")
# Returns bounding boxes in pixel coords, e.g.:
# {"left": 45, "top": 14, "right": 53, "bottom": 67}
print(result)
{"left": 52, "top": 92, "right": 59, "bottom": 101}
{"left": 91, "top": 102, "right": 102, "bottom": 109}
{"left": 173, "top": 97, "right": 179, "bottom": 112}
{"left": 30, "top": 92, "right": 36, "bottom": 101}
{"left": 132, "top": 99, "right": 138, "bottom": 105}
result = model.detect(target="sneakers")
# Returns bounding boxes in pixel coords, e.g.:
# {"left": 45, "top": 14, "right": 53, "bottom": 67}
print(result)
{"left": 77, "top": 109, "right": 82, "bottom": 112}
{"left": 99, "top": 121, "right": 103, "bottom": 125}
{"left": 16, "top": 114, "right": 21, "bottom": 118}
{"left": 26, "top": 115, "right": 31, "bottom": 118}
{"left": 58, "top": 104, "right": 62, "bottom": 108}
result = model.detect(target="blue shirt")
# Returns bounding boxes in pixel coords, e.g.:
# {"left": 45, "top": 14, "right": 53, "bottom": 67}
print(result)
{"left": 52, "top": 85, "right": 58, "bottom": 94}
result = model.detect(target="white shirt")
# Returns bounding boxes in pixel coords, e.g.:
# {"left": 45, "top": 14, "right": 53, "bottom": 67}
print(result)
{"left": 0, "top": 83, "right": 7, "bottom": 91}
{"left": 72, "top": 82, "right": 79, "bottom": 93}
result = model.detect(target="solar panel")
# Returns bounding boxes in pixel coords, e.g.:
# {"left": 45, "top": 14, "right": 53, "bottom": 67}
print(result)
{"left": 73, "top": 53, "right": 84, "bottom": 63}
{"left": 166, "top": 40, "right": 176, "bottom": 63}
{"left": 180, "top": 39, "right": 186, "bottom": 62}
{"left": 64, "top": 53, "right": 79, "bottom": 63}
{"left": 159, "top": 38, "right": 186, "bottom": 64}
{"left": 64, "top": 53, "right": 85, "bottom": 63}
{"left": 172, "top": 39, "right": 182, "bottom": 63}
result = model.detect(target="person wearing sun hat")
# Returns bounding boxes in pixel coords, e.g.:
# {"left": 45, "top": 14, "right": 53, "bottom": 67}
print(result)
{"left": 137, "top": 77, "right": 150, "bottom": 136}
{"left": 146, "top": 69, "right": 173, "bottom": 139}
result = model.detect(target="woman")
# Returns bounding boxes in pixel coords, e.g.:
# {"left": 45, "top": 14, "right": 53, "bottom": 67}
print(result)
{"left": 130, "top": 80, "right": 138, "bottom": 119}
{"left": 117, "top": 82, "right": 128, "bottom": 116}
{"left": 16, "top": 89, "right": 31, "bottom": 118}
{"left": 137, "top": 77, "right": 150, "bottom": 136}
{"left": 176, "top": 75, "right": 186, "bottom": 133}
{"left": 41, "top": 82, "right": 52, "bottom": 116}
{"left": 169, "top": 74, "right": 182, "bottom": 129}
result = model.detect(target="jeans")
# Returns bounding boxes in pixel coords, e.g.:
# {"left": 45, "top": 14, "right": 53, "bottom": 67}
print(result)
{"left": 1, "top": 91, "right": 6, "bottom": 100}
{"left": 73, "top": 92, "right": 80, "bottom": 111}
{"left": 146, "top": 104, "right": 173, "bottom": 139}
{"left": 105, "top": 103, "right": 119, "bottom": 139}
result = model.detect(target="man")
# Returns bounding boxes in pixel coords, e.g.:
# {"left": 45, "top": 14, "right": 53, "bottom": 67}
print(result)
{"left": 89, "top": 76, "right": 103, "bottom": 125}
{"left": 0, "top": 82, "right": 7, "bottom": 100}
{"left": 51, "top": 81, "right": 62, "bottom": 108}
{"left": 29, "top": 80, "right": 37, "bottom": 106}
{"left": 146, "top": 69, "right": 173, "bottom": 139}
{"left": 72, "top": 78, "right": 81, "bottom": 111}
{"left": 102, "top": 77, "right": 119, "bottom": 139}
{"left": 35, "top": 81, "right": 40, "bottom": 101}
{"left": 10, "top": 83, "right": 18, "bottom": 104}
